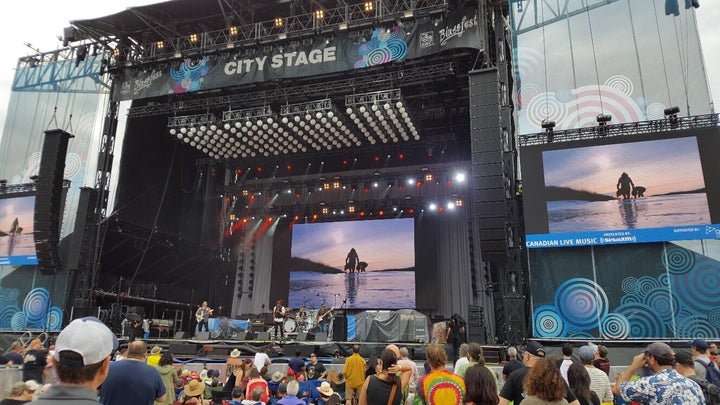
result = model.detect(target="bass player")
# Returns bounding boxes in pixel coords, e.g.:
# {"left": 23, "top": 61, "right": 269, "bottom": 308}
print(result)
{"left": 195, "top": 300, "right": 213, "bottom": 333}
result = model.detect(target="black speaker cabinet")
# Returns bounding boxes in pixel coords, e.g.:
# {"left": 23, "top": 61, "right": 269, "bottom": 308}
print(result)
{"left": 236, "top": 331, "right": 254, "bottom": 341}
{"left": 332, "top": 313, "right": 347, "bottom": 342}
{"left": 314, "top": 332, "right": 328, "bottom": 342}
{"left": 173, "top": 331, "right": 186, "bottom": 339}
{"left": 195, "top": 331, "right": 210, "bottom": 340}
{"left": 169, "top": 343, "right": 198, "bottom": 355}
{"left": 34, "top": 129, "right": 74, "bottom": 275}
{"left": 296, "top": 332, "right": 313, "bottom": 341}
{"left": 255, "top": 331, "right": 270, "bottom": 341}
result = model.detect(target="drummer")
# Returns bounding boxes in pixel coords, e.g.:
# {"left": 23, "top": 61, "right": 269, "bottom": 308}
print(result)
{"left": 295, "top": 306, "right": 308, "bottom": 332}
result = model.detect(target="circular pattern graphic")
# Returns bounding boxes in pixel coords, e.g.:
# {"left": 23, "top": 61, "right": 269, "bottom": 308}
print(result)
{"left": 518, "top": 83, "right": 542, "bottom": 107}
{"left": 366, "top": 48, "right": 393, "bottom": 66}
{"left": 621, "top": 277, "right": 638, "bottom": 295}
{"left": 636, "top": 276, "right": 661, "bottom": 297}
{"left": 23, "top": 288, "right": 50, "bottom": 324}
{"left": 662, "top": 246, "right": 695, "bottom": 274}
{"left": 600, "top": 313, "right": 630, "bottom": 339}
{"left": 533, "top": 305, "right": 566, "bottom": 338}
{"left": 555, "top": 88, "right": 574, "bottom": 103}
{"left": 616, "top": 303, "right": 666, "bottom": 338}
{"left": 604, "top": 75, "right": 634, "bottom": 95}
{"left": 427, "top": 380, "right": 465, "bottom": 404}
{"left": 526, "top": 93, "right": 568, "bottom": 128}
{"left": 64, "top": 153, "right": 83, "bottom": 178}
{"left": 46, "top": 306, "right": 63, "bottom": 330}
{"left": 620, "top": 294, "right": 641, "bottom": 305}
{"left": 674, "top": 315, "right": 717, "bottom": 338}
{"left": 671, "top": 259, "right": 720, "bottom": 312}
{"left": 554, "top": 278, "right": 608, "bottom": 330}
{"left": 385, "top": 39, "right": 408, "bottom": 60}
{"left": 11, "top": 312, "right": 26, "bottom": 330}
{"left": 646, "top": 102, "right": 667, "bottom": 120}
{"left": 0, "top": 304, "right": 20, "bottom": 329}
{"left": 643, "top": 289, "right": 679, "bottom": 322}
{"left": 709, "top": 309, "right": 720, "bottom": 328}
{"left": 565, "top": 329, "right": 595, "bottom": 339}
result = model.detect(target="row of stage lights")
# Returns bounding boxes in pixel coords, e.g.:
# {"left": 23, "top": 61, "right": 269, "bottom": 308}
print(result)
{"left": 168, "top": 89, "right": 420, "bottom": 159}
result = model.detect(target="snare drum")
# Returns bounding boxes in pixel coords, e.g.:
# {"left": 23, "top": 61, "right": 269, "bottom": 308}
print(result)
{"left": 284, "top": 318, "right": 296, "bottom": 333}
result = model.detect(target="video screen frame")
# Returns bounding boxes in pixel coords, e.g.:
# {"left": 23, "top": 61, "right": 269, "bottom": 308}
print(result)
{"left": 521, "top": 127, "right": 720, "bottom": 248}
{"left": 0, "top": 193, "right": 39, "bottom": 265}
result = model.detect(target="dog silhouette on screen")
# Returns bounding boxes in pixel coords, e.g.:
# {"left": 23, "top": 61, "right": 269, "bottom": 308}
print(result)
{"left": 631, "top": 186, "right": 646, "bottom": 198}
{"left": 356, "top": 262, "right": 368, "bottom": 272}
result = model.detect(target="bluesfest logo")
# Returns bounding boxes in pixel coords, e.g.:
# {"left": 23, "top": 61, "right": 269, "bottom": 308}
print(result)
{"left": 170, "top": 57, "right": 211, "bottom": 94}
{"left": 353, "top": 26, "right": 408, "bottom": 68}
{"left": 439, "top": 15, "right": 479, "bottom": 47}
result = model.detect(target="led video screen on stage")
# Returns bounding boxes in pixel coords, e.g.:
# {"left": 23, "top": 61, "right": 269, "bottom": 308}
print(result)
{"left": 0, "top": 195, "right": 38, "bottom": 265}
{"left": 521, "top": 127, "right": 720, "bottom": 248}
{"left": 289, "top": 218, "right": 415, "bottom": 310}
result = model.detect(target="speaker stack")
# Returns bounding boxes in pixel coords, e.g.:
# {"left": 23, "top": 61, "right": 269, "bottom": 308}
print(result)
{"left": 34, "top": 129, "right": 74, "bottom": 275}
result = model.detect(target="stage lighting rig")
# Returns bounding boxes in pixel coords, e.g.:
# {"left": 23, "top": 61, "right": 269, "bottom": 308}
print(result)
{"left": 664, "top": 106, "right": 680, "bottom": 128}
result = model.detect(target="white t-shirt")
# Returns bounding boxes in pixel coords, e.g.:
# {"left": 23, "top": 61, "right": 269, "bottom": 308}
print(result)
{"left": 254, "top": 352, "right": 271, "bottom": 373}
{"left": 559, "top": 358, "right": 573, "bottom": 384}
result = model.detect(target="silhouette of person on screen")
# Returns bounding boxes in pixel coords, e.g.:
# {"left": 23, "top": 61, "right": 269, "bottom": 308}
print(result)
{"left": 345, "top": 248, "right": 359, "bottom": 273}
{"left": 617, "top": 172, "right": 634, "bottom": 200}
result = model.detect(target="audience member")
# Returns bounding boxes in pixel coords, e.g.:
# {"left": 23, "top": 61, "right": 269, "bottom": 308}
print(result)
{"left": 463, "top": 364, "right": 498, "bottom": 405}
{"left": 691, "top": 338, "right": 719, "bottom": 381}
{"left": 306, "top": 353, "right": 327, "bottom": 380}
{"left": 245, "top": 367, "right": 270, "bottom": 403}
{"left": 155, "top": 351, "right": 179, "bottom": 405}
{"left": 253, "top": 347, "right": 272, "bottom": 375}
{"left": 288, "top": 351, "right": 305, "bottom": 376}
{"left": 558, "top": 343, "right": 575, "bottom": 384}
{"left": 3, "top": 341, "right": 24, "bottom": 366}
{"left": 32, "top": 317, "right": 116, "bottom": 405}
{"left": 226, "top": 349, "right": 244, "bottom": 380}
{"left": 344, "top": 344, "right": 366, "bottom": 405}
{"left": 453, "top": 343, "right": 470, "bottom": 375}
{"left": 147, "top": 346, "right": 162, "bottom": 367}
{"left": 674, "top": 351, "right": 720, "bottom": 405}
{"left": 318, "top": 381, "right": 342, "bottom": 405}
{"left": 501, "top": 346, "right": 523, "bottom": 382}
{"left": 414, "top": 343, "right": 465, "bottom": 405}
{"left": 567, "top": 362, "right": 600, "bottom": 405}
{"left": 99, "top": 340, "right": 166, "bottom": 405}
{"left": 592, "top": 345, "right": 610, "bottom": 376}
{"left": 179, "top": 380, "right": 208, "bottom": 404}
{"left": 268, "top": 382, "right": 287, "bottom": 405}
{"left": 227, "top": 387, "right": 245, "bottom": 405}
{"left": 358, "top": 349, "right": 406, "bottom": 405}
{"left": 0, "top": 381, "right": 37, "bottom": 404}
{"left": 499, "top": 341, "right": 578, "bottom": 405}
{"left": 521, "top": 358, "right": 569, "bottom": 405}
{"left": 578, "top": 345, "right": 612, "bottom": 403}
{"left": 612, "top": 342, "right": 704, "bottom": 404}
{"left": 277, "top": 380, "right": 304, "bottom": 405}
{"left": 241, "top": 387, "right": 264, "bottom": 405}
{"left": 22, "top": 339, "right": 47, "bottom": 383}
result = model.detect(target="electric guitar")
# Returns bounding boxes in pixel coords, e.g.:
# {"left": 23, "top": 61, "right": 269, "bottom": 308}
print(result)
{"left": 316, "top": 307, "right": 335, "bottom": 323}
{"left": 196, "top": 307, "right": 213, "bottom": 323}
{"left": 273, "top": 306, "right": 292, "bottom": 320}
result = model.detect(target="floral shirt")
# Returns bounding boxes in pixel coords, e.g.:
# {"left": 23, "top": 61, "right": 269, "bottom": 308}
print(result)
{"left": 618, "top": 368, "right": 705, "bottom": 404}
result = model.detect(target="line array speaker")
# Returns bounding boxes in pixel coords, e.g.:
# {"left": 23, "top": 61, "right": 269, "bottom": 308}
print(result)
{"left": 34, "top": 129, "right": 74, "bottom": 275}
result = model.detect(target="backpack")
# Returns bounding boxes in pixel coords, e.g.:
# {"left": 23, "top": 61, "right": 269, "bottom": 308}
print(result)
{"left": 696, "top": 359, "right": 720, "bottom": 386}
{"left": 690, "top": 375, "right": 720, "bottom": 405}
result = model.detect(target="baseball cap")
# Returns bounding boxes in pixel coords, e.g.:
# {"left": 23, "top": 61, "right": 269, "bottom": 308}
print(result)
{"left": 689, "top": 338, "right": 709, "bottom": 350}
{"left": 646, "top": 342, "right": 674, "bottom": 359}
{"left": 525, "top": 341, "right": 546, "bottom": 357}
{"left": 54, "top": 316, "right": 118, "bottom": 366}
{"left": 278, "top": 383, "right": 288, "bottom": 393}
{"left": 578, "top": 345, "right": 596, "bottom": 362}
{"left": 674, "top": 351, "right": 694, "bottom": 367}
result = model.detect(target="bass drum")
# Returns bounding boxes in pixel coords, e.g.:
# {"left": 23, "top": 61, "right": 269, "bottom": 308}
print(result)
{"left": 284, "top": 318, "right": 297, "bottom": 333}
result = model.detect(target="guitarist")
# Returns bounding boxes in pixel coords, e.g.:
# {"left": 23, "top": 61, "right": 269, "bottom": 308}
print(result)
{"left": 272, "top": 299, "right": 289, "bottom": 341}
{"left": 195, "top": 301, "right": 213, "bottom": 333}
{"left": 316, "top": 303, "right": 334, "bottom": 334}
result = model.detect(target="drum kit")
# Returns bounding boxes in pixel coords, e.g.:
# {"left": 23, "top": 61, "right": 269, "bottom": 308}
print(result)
{"left": 282, "top": 309, "right": 317, "bottom": 334}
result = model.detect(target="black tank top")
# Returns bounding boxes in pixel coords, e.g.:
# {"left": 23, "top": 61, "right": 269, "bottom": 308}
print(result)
{"left": 365, "top": 375, "right": 402, "bottom": 405}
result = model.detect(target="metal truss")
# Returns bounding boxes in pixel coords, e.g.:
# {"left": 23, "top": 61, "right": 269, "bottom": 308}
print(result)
{"left": 509, "top": 0, "right": 620, "bottom": 35}
{"left": 127, "top": 61, "right": 455, "bottom": 118}
{"left": 345, "top": 89, "right": 402, "bottom": 106}
{"left": 518, "top": 114, "right": 720, "bottom": 146}
{"left": 12, "top": 54, "right": 111, "bottom": 93}
{"left": 167, "top": 113, "right": 218, "bottom": 127}
{"left": 223, "top": 106, "right": 273, "bottom": 121}
{"left": 107, "top": 0, "right": 448, "bottom": 70}
{"left": 280, "top": 99, "right": 333, "bottom": 115}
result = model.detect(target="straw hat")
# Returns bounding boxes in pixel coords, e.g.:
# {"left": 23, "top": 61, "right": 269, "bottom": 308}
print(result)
{"left": 271, "top": 371, "right": 284, "bottom": 382}
{"left": 150, "top": 345, "right": 162, "bottom": 355}
{"left": 184, "top": 380, "right": 205, "bottom": 397}
{"left": 230, "top": 348, "right": 241, "bottom": 358}
{"left": 317, "top": 381, "right": 334, "bottom": 397}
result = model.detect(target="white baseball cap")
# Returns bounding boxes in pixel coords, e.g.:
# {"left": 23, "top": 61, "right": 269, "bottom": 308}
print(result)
{"left": 54, "top": 317, "right": 118, "bottom": 366}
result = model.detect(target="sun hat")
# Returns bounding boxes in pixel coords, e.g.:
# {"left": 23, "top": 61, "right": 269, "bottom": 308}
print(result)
{"left": 150, "top": 345, "right": 162, "bottom": 354}
{"left": 272, "top": 371, "right": 284, "bottom": 382}
{"left": 317, "top": 381, "right": 334, "bottom": 397}
{"left": 54, "top": 317, "right": 117, "bottom": 366}
{"left": 230, "top": 348, "right": 241, "bottom": 358}
{"left": 184, "top": 379, "right": 206, "bottom": 397}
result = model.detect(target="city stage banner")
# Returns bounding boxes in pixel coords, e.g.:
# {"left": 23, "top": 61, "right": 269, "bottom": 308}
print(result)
{"left": 112, "top": 8, "right": 483, "bottom": 101}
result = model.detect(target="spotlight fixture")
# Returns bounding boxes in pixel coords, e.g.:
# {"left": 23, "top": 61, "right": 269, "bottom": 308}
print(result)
{"left": 315, "top": 9, "right": 324, "bottom": 19}
{"left": 364, "top": 1, "right": 374, "bottom": 12}
{"left": 596, "top": 114, "right": 612, "bottom": 124}
{"left": 664, "top": 106, "right": 680, "bottom": 116}
{"left": 541, "top": 119, "right": 555, "bottom": 130}
{"left": 664, "top": 106, "right": 680, "bottom": 127}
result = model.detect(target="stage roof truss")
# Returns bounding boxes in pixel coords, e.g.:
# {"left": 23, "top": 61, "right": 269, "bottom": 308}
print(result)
{"left": 510, "top": 0, "right": 621, "bottom": 35}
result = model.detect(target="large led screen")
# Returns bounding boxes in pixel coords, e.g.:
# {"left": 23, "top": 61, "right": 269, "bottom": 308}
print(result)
{"left": 289, "top": 218, "right": 415, "bottom": 310}
{"left": 521, "top": 128, "right": 720, "bottom": 248}
{"left": 0, "top": 195, "right": 38, "bottom": 265}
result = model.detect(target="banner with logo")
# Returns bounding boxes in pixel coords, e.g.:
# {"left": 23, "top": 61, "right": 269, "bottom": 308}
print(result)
{"left": 113, "top": 9, "right": 483, "bottom": 101}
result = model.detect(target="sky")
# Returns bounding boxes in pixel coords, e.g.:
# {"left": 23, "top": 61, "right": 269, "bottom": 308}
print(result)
{"left": 543, "top": 137, "right": 706, "bottom": 196}
{"left": 0, "top": 1, "right": 717, "bottom": 140}
{"left": 0, "top": 196, "right": 35, "bottom": 234}
{"left": 291, "top": 217, "right": 415, "bottom": 270}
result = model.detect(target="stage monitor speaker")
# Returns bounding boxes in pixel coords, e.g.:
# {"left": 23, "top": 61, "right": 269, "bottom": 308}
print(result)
{"left": 296, "top": 332, "right": 313, "bottom": 342}
{"left": 34, "top": 129, "right": 74, "bottom": 275}
{"left": 332, "top": 314, "right": 347, "bottom": 342}
{"left": 314, "top": 332, "right": 327, "bottom": 342}
{"left": 169, "top": 343, "right": 198, "bottom": 355}
{"left": 174, "top": 331, "right": 186, "bottom": 339}
{"left": 255, "top": 332, "right": 270, "bottom": 341}
{"left": 236, "top": 331, "right": 254, "bottom": 341}
{"left": 195, "top": 331, "right": 210, "bottom": 340}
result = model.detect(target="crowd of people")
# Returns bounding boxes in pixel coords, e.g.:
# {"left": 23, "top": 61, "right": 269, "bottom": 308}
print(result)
{"left": 3, "top": 317, "right": 720, "bottom": 405}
